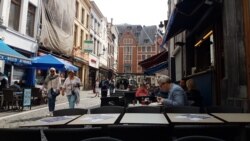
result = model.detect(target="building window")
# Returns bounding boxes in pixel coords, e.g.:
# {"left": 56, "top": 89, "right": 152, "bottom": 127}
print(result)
{"left": 147, "top": 46, "right": 151, "bottom": 52}
{"left": 26, "top": 3, "right": 36, "bottom": 37}
{"left": 74, "top": 24, "right": 78, "bottom": 46}
{"left": 142, "top": 46, "right": 146, "bottom": 52}
{"left": 124, "top": 65, "right": 131, "bottom": 73}
{"left": 80, "top": 29, "right": 84, "bottom": 48}
{"left": 144, "top": 39, "right": 149, "bottom": 43}
{"left": 8, "top": 0, "right": 21, "bottom": 31}
{"left": 86, "top": 14, "right": 89, "bottom": 28}
{"left": 152, "top": 46, "right": 156, "bottom": 51}
{"left": 142, "top": 55, "right": 145, "bottom": 60}
{"left": 75, "top": 1, "right": 79, "bottom": 18}
{"left": 81, "top": 8, "right": 85, "bottom": 24}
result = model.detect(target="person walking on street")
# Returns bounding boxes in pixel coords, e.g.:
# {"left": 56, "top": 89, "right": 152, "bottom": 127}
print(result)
{"left": 94, "top": 77, "right": 100, "bottom": 97}
{"left": 62, "top": 70, "right": 81, "bottom": 109}
{"left": 43, "top": 67, "right": 61, "bottom": 116}
{"left": 99, "top": 76, "right": 109, "bottom": 97}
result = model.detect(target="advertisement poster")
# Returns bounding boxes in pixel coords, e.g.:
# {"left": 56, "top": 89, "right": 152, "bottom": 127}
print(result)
{"left": 23, "top": 88, "right": 31, "bottom": 107}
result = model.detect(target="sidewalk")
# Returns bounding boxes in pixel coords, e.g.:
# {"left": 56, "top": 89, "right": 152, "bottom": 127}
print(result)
{"left": 0, "top": 90, "right": 100, "bottom": 128}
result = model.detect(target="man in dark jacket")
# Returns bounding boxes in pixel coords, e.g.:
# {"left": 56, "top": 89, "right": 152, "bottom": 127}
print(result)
{"left": 99, "top": 76, "right": 109, "bottom": 97}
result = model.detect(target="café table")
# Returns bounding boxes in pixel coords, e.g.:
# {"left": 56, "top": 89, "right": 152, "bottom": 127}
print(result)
{"left": 210, "top": 113, "right": 250, "bottom": 123}
{"left": 67, "top": 114, "right": 121, "bottom": 126}
{"left": 120, "top": 113, "right": 169, "bottom": 124}
{"left": 167, "top": 113, "right": 224, "bottom": 124}
{"left": 128, "top": 102, "right": 162, "bottom": 107}
{"left": 20, "top": 115, "right": 79, "bottom": 127}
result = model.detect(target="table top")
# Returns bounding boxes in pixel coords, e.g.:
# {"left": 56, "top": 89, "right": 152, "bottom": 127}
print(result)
{"left": 211, "top": 113, "right": 250, "bottom": 123}
{"left": 128, "top": 102, "right": 162, "bottom": 107}
{"left": 120, "top": 113, "right": 169, "bottom": 124}
{"left": 20, "top": 115, "right": 79, "bottom": 127}
{"left": 68, "top": 114, "right": 120, "bottom": 125}
{"left": 167, "top": 113, "right": 224, "bottom": 124}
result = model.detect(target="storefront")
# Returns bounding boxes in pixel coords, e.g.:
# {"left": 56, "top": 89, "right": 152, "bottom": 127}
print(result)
{"left": 0, "top": 40, "right": 32, "bottom": 86}
{"left": 88, "top": 54, "right": 99, "bottom": 90}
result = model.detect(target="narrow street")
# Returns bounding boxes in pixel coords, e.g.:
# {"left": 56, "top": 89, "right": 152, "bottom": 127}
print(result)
{"left": 0, "top": 90, "right": 100, "bottom": 128}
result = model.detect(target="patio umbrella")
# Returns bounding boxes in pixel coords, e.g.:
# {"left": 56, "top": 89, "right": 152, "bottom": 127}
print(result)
{"left": 31, "top": 54, "right": 78, "bottom": 71}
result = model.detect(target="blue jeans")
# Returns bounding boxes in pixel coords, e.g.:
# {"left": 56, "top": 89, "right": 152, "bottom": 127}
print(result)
{"left": 67, "top": 95, "right": 77, "bottom": 109}
{"left": 48, "top": 96, "right": 56, "bottom": 112}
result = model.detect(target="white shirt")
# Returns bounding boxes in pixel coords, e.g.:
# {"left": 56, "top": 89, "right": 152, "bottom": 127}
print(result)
{"left": 63, "top": 76, "right": 81, "bottom": 95}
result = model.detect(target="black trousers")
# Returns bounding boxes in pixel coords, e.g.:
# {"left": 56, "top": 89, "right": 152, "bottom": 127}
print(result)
{"left": 101, "top": 90, "right": 107, "bottom": 97}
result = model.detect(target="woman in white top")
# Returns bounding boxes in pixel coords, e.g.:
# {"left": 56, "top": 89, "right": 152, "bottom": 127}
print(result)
{"left": 62, "top": 70, "right": 81, "bottom": 109}
{"left": 94, "top": 78, "right": 100, "bottom": 97}
{"left": 43, "top": 67, "right": 61, "bottom": 116}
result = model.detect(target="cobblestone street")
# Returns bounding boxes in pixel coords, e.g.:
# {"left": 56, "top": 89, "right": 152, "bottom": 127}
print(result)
{"left": 0, "top": 90, "right": 100, "bottom": 128}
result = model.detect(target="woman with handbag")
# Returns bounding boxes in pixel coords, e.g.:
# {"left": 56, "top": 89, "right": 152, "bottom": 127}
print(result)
{"left": 62, "top": 70, "right": 81, "bottom": 109}
{"left": 43, "top": 67, "right": 61, "bottom": 116}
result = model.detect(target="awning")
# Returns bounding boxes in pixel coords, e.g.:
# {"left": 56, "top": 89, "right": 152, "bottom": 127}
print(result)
{"left": 138, "top": 51, "right": 168, "bottom": 69}
{"left": 161, "top": 0, "right": 217, "bottom": 46}
{"left": 31, "top": 54, "right": 78, "bottom": 71}
{"left": 144, "top": 61, "right": 168, "bottom": 75}
{"left": 0, "top": 40, "right": 31, "bottom": 65}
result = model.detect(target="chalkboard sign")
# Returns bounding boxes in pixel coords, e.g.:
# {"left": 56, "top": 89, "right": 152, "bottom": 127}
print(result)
{"left": 23, "top": 88, "right": 31, "bottom": 109}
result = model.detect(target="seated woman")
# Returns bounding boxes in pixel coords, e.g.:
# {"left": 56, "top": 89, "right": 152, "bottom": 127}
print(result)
{"left": 135, "top": 83, "right": 149, "bottom": 97}
{"left": 186, "top": 79, "right": 202, "bottom": 107}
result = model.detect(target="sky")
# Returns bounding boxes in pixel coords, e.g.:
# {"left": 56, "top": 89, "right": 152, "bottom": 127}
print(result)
{"left": 92, "top": 0, "right": 169, "bottom": 26}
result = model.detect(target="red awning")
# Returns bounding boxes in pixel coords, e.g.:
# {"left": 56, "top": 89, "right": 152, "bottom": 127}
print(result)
{"left": 138, "top": 51, "right": 168, "bottom": 69}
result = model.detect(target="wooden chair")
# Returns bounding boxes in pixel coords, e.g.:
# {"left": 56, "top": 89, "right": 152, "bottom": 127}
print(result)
{"left": 0, "top": 128, "right": 41, "bottom": 141}
{"left": 31, "top": 87, "right": 43, "bottom": 105}
{"left": 101, "top": 97, "right": 121, "bottom": 106}
{"left": 43, "top": 127, "right": 104, "bottom": 141}
{"left": 123, "top": 91, "right": 136, "bottom": 107}
{"left": 3, "top": 89, "right": 22, "bottom": 110}
{"left": 81, "top": 137, "right": 122, "bottom": 141}
{"left": 53, "top": 108, "right": 88, "bottom": 116}
{"left": 164, "top": 106, "right": 200, "bottom": 113}
{"left": 126, "top": 106, "right": 162, "bottom": 113}
{"left": 205, "top": 105, "right": 243, "bottom": 113}
{"left": 90, "top": 106, "right": 125, "bottom": 114}
{"left": 174, "top": 135, "right": 225, "bottom": 141}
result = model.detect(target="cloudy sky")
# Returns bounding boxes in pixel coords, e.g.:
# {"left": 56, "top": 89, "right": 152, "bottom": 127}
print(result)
{"left": 92, "top": 0, "right": 169, "bottom": 26}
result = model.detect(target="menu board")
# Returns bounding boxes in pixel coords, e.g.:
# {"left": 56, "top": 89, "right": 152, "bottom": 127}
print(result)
{"left": 23, "top": 88, "right": 31, "bottom": 107}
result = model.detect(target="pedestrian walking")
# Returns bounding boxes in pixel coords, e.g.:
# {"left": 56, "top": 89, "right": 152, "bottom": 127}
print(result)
{"left": 99, "top": 76, "right": 109, "bottom": 97}
{"left": 62, "top": 70, "right": 81, "bottom": 109}
{"left": 43, "top": 67, "right": 61, "bottom": 116}
{"left": 93, "top": 77, "right": 100, "bottom": 97}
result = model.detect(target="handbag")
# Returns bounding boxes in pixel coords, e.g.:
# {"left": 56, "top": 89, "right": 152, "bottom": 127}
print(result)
{"left": 71, "top": 90, "right": 76, "bottom": 95}
{"left": 51, "top": 88, "right": 60, "bottom": 97}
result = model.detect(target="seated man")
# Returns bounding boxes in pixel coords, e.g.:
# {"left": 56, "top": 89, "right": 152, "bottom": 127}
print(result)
{"left": 157, "top": 76, "right": 188, "bottom": 107}
{"left": 9, "top": 81, "right": 22, "bottom": 92}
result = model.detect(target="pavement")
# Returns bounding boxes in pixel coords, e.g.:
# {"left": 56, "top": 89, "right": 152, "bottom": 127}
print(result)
{"left": 0, "top": 90, "right": 101, "bottom": 128}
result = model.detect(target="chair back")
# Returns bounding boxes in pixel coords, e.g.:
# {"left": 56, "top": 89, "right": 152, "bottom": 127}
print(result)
{"left": 90, "top": 106, "right": 125, "bottom": 114}
{"left": 0, "top": 128, "right": 41, "bottom": 141}
{"left": 53, "top": 108, "right": 88, "bottom": 116}
{"left": 164, "top": 106, "right": 200, "bottom": 113}
{"left": 31, "top": 88, "right": 42, "bottom": 98}
{"left": 106, "top": 125, "right": 170, "bottom": 141}
{"left": 174, "top": 135, "right": 225, "bottom": 141}
{"left": 124, "top": 91, "right": 135, "bottom": 106}
{"left": 126, "top": 106, "right": 162, "bottom": 113}
{"left": 3, "top": 89, "right": 14, "bottom": 102}
{"left": 81, "top": 137, "right": 122, "bottom": 141}
{"left": 43, "top": 127, "right": 104, "bottom": 141}
{"left": 101, "top": 97, "right": 120, "bottom": 106}
{"left": 205, "top": 106, "right": 243, "bottom": 113}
